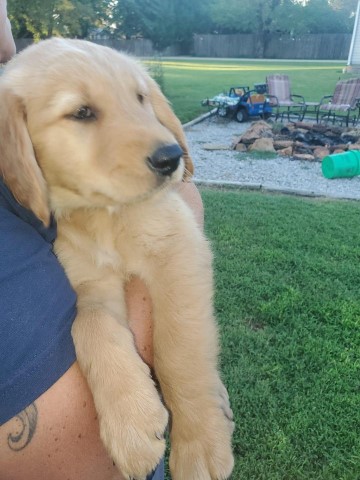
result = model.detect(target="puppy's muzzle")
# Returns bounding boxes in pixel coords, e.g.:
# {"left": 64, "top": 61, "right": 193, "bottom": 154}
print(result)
{"left": 146, "top": 144, "right": 183, "bottom": 176}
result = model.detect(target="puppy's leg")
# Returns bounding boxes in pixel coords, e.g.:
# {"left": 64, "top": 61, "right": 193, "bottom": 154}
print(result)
{"left": 147, "top": 217, "right": 234, "bottom": 480}
{"left": 70, "top": 281, "right": 169, "bottom": 480}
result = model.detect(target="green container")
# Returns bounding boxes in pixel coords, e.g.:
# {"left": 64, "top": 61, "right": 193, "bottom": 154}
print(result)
{"left": 322, "top": 150, "right": 360, "bottom": 179}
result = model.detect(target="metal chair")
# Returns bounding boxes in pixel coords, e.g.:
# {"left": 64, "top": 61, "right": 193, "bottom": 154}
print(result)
{"left": 266, "top": 74, "right": 306, "bottom": 121}
{"left": 317, "top": 78, "right": 360, "bottom": 126}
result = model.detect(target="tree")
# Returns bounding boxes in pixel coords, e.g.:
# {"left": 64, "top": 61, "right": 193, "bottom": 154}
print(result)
{"left": 107, "top": 0, "right": 144, "bottom": 38}
{"left": 298, "top": 0, "right": 355, "bottom": 33}
{"left": 307, "top": 0, "right": 355, "bottom": 33}
{"left": 210, "top": 0, "right": 282, "bottom": 35}
{"left": 110, "top": 0, "right": 214, "bottom": 52}
{"left": 7, "top": 0, "right": 357, "bottom": 47}
{"left": 8, "top": 0, "right": 105, "bottom": 39}
{"left": 209, "top": 0, "right": 356, "bottom": 35}
{"left": 328, "top": 0, "right": 358, "bottom": 14}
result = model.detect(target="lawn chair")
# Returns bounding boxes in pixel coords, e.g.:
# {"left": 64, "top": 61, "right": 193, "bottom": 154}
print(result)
{"left": 316, "top": 78, "right": 360, "bottom": 126}
{"left": 266, "top": 74, "right": 306, "bottom": 121}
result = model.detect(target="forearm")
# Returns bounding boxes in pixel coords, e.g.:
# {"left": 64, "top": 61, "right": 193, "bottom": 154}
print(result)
{"left": 0, "top": 0, "right": 16, "bottom": 63}
{"left": 0, "top": 363, "right": 125, "bottom": 480}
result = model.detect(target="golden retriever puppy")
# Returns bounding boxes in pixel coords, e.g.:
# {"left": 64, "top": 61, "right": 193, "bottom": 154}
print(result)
{"left": 0, "top": 39, "right": 234, "bottom": 480}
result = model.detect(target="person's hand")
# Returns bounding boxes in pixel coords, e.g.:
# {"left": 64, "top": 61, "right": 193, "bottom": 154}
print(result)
{"left": 0, "top": 0, "right": 16, "bottom": 63}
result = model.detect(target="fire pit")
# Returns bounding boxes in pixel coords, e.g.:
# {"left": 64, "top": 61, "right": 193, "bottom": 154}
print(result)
{"left": 232, "top": 121, "right": 360, "bottom": 161}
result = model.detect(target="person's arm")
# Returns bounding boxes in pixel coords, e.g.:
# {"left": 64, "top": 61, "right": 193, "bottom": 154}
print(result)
{"left": 0, "top": 0, "right": 16, "bottom": 63}
{"left": 0, "top": 183, "right": 203, "bottom": 480}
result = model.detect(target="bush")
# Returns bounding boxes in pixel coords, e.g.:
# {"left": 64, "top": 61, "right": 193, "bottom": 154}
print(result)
{"left": 147, "top": 56, "right": 165, "bottom": 93}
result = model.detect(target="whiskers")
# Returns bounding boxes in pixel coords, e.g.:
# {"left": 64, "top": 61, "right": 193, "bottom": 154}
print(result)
{"left": 183, "top": 165, "right": 193, "bottom": 180}
{"left": 182, "top": 153, "right": 194, "bottom": 180}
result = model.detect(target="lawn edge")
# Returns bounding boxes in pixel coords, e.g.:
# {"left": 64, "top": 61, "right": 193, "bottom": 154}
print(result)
{"left": 193, "top": 179, "right": 359, "bottom": 201}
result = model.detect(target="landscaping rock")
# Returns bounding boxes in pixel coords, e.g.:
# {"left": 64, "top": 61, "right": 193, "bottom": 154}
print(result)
{"left": 234, "top": 143, "right": 247, "bottom": 152}
{"left": 331, "top": 144, "right": 349, "bottom": 151}
{"left": 341, "top": 130, "right": 360, "bottom": 143}
{"left": 314, "top": 147, "right": 330, "bottom": 159}
{"left": 274, "top": 140, "right": 293, "bottom": 150}
{"left": 231, "top": 137, "right": 241, "bottom": 148}
{"left": 278, "top": 146, "right": 293, "bottom": 156}
{"left": 240, "top": 120, "right": 273, "bottom": 144}
{"left": 293, "top": 153, "right": 316, "bottom": 161}
{"left": 248, "top": 138, "right": 275, "bottom": 153}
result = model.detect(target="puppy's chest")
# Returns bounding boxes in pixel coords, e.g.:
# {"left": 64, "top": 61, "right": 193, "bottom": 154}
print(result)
{"left": 93, "top": 228, "right": 143, "bottom": 272}
{"left": 57, "top": 212, "right": 170, "bottom": 276}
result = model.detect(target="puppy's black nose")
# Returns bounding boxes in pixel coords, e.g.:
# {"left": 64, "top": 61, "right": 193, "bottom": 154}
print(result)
{"left": 147, "top": 144, "right": 183, "bottom": 176}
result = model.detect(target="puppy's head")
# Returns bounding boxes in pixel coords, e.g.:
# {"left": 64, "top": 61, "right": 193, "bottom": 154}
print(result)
{"left": 0, "top": 38, "right": 193, "bottom": 224}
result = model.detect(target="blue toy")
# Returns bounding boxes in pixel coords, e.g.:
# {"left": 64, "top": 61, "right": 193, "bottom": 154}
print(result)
{"left": 202, "top": 84, "right": 272, "bottom": 122}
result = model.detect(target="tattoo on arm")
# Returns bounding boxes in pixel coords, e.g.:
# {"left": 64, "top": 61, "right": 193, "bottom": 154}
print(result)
{"left": 7, "top": 403, "right": 38, "bottom": 451}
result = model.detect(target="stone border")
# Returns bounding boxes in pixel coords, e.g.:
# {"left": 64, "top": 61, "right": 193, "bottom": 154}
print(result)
{"left": 193, "top": 179, "right": 359, "bottom": 202}
{"left": 183, "top": 109, "right": 217, "bottom": 129}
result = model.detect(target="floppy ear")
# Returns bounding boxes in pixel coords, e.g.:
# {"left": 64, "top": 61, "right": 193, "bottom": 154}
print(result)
{"left": 0, "top": 87, "right": 50, "bottom": 226}
{"left": 147, "top": 77, "right": 194, "bottom": 179}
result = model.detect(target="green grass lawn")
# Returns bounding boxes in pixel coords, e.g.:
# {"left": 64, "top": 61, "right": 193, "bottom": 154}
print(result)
{"left": 153, "top": 59, "right": 360, "bottom": 478}
{"left": 201, "top": 188, "right": 360, "bottom": 480}
{"left": 145, "top": 58, "right": 351, "bottom": 123}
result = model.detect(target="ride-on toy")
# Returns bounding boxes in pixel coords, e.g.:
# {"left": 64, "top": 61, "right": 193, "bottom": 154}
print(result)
{"left": 202, "top": 84, "right": 272, "bottom": 122}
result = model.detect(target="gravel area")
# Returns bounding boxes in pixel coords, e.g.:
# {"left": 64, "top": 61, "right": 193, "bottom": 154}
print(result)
{"left": 185, "top": 115, "right": 360, "bottom": 200}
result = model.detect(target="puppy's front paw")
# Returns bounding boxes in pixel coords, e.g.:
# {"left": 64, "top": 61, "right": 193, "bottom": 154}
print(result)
{"left": 97, "top": 378, "right": 169, "bottom": 480}
{"left": 170, "top": 384, "right": 234, "bottom": 480}
{"left": 170, "top": 414, "right": 234, "bottom": 480}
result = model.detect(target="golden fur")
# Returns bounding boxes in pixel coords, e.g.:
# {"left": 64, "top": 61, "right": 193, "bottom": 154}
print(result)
{"left": 0, "top": 39, "right": 234, "bottom": 480}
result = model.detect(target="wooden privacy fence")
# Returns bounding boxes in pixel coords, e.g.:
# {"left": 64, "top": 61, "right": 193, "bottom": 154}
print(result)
{"left": 90, "top": 38, "right": 180, "bottom": 57}
{"left": 193, "top": 33, "right": 352, "bottom": 60}
{"left": 15, "top": 33, "right": 352, "bottom": 60}
{"left": 14, "top": 37, "right": 180, "bottom": 57}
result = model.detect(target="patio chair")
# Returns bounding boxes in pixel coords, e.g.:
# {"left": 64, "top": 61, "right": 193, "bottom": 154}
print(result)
{"left": 316, "top": 78, "right": 360, "bottom": 126}
{"left": 266, "top": 74, "right": 306, "bottom": 121}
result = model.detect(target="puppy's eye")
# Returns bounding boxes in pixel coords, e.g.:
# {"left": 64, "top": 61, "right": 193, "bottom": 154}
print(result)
{"left": 137, "top": 93, "right": 145, "bottom": 104}
{"left": 72, "top": 106, "right": 96, "bottom": 120}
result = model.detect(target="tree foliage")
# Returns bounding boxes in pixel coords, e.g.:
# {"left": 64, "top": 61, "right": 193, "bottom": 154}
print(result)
{"left": 7, "top": 0, "right": 358, "bottom": 45}
{"left": 287, "top": 0, "right": 357, "bottom": 33}
{"left": 211, "top": 0, "right": 283, "bottom": 34}
{"left": 110, "top": 0, "right": 213, "bottom": 50}
{"left": 8, "top": 0, "right": 105, "bottom": 39}
{"left": 210, "top": 0, "right": 356, "bottom": 35}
